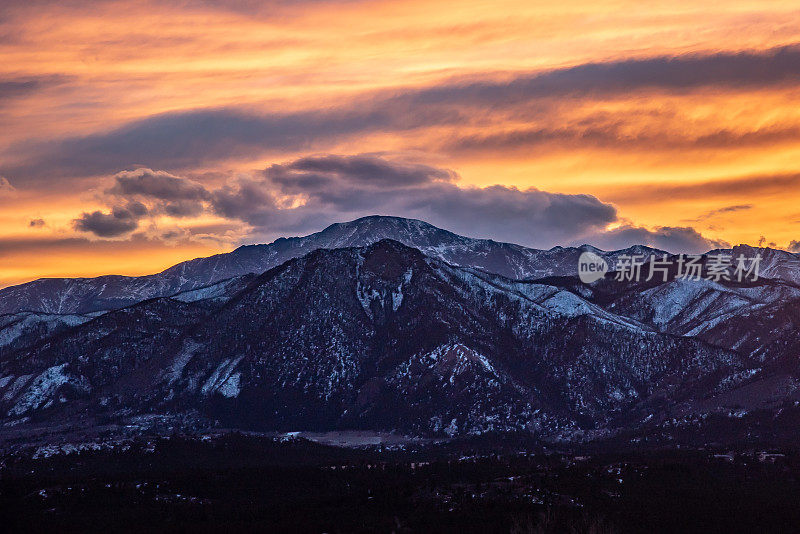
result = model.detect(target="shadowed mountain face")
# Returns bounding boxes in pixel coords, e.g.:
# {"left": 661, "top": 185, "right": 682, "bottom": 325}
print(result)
{"left": 0, "top": 240, "right": 751, "bottom": 439}
{"left": 1, "top": 218, "right": 800, "bottom": 444}
{"left": 0, "top": 216, "right": 668, "bottom": 316}
{"left": 2, "top": 215, "right": 796, "bottom": 319}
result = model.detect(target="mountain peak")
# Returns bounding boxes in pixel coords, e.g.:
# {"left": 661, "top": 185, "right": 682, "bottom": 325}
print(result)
{"left": 316, "top": 215, "right": 453, "bottom": 245}
{"left": 4, "top": 215, "right": 798, "bottom": 316}
{"left": 325, "top": 214, "right": 436, "bottom": 230}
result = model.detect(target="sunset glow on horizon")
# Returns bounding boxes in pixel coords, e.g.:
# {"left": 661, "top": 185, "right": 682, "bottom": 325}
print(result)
{"left": 2, "top": 0, "right": 800, "bottom": 288}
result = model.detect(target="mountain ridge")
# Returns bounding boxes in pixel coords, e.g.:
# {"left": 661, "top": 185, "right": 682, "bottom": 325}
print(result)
{"left": 4, "top": 215, "right": 795, "bottom": 316}
{"left": 0, "top": 239, "right": 752, "bottom": 440}
{"left": 2, "top": 220, "right": 800, "bottom": 445}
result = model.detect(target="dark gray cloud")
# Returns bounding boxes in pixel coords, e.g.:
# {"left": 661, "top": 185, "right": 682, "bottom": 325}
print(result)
{"left": 0, "top": 176, "right": 14, "bottom": 194}
{"left": 72, "top": 168, "right": 223, "bottom": 236}
{"left": 687, "top": 204, "right": 753, "bottom": 222}
{"left": 161, "top": 199, "right": 206, "bottom": 217}
{"left": 403, "top": 186, "right": 617, "bottom": 247}
{"left": 402, "top": 43, "right": 800, "bottom": 108}
{"left": 0, "top": 79, "right": 41, "bottom": 101}
{"left": 580, "top": 225, "right": 729, "bottom": 254}
{"left": 109, "top": 168, "right": 209, "bottom": 201}
{"left": 71, "top": 155, "right": 620, "bottom": 246}
{"left": 267, "top": 154, "right": 457, "bottom": 189}
{"left": 443, "top": 123, "right": 800, "bottom": 155}
{"left": 210, "top": 177, "right": 279, "bottom": 226}
{"left": 73, "top": 202, "right": 147, "bottom": 237}
{"left": 104, "top": 168, "right": 209, "bottom": 218}
{"left": 6, "top": 44, "right": 800, "bottom": 184}
{"left": 610, "top": 173, "right": 800, "bottom": 204}
{"left": 66, "top": 154, "right": 727, "bottom": 251}
{"left": 0, "top": 75, "right": 72, "bottom": 104}
{"left": 209, "top": 154, "right": 619, "bottom": 246}
{"left": 1, "top": 105, "right": 460, "bottom": 181}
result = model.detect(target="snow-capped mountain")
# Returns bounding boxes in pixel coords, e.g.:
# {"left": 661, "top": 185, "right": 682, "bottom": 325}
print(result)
{"left": 0, "top": 216, "right": 667, "bottom": 316}
{"left": 0, "top": 240, "right": 746, "bottom": 438}
{"left": 1, "top": 217, "right": 800, "bottom": 444}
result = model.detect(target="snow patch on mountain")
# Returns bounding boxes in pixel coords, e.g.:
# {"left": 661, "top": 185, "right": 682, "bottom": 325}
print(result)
{"left": 201, "top": 356, "right": 244, "bottom": 397}
{"left": 0, "top": 312, "right": 91, "bottom": 348}
{"left": 8, "top": 364, "right": 88, "bottom": 416}
{"left": 165, "top": 340, "right": 202, "bottom": 385}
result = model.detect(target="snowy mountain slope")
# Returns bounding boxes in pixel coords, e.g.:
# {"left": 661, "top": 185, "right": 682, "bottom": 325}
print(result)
{"left": 0, "top": 240, "right": 745, "bottom": 438}
{"left": 0, "top": 216, "right": 668, "bottom": 316}
{"left": 540, "top": 264, "right": 800, "bottom": 421}
{"left": 1, "top": 217, "right": 799, "bottom": 444}
{"left": 1, "top": 216, "right": 797, "bottom": 320}
{"left": 707, "top": 244, "right": 800, "bottom": 286}
{"left": 608, "top": 277, "right": 800, "bottom": 339}
{"left": 0, "top": 312, "right": 95, "bottom": 353}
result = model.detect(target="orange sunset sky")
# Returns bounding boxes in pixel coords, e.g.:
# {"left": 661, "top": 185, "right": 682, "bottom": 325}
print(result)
{"left": 1, "top": 0, "right": 800, "bottom": 288}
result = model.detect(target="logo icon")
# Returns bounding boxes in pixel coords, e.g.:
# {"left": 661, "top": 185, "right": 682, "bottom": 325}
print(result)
{"left": 578, "top": 251, "right": 608, "bottom": 283}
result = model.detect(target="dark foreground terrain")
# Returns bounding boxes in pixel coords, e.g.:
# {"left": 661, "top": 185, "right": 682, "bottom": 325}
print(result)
{"left": 2, "top": 434, "right": 800, "bottom": 533}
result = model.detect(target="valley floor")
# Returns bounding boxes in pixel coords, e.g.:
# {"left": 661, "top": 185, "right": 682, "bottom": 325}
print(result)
{"left": 2, "top": 433, "right": 799, "bottom": 533}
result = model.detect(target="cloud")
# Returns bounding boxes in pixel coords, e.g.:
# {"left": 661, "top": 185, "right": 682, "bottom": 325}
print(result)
{"left": 610, "top": 173, "right": 800, "bottom": 204}
{"left": 580, "top": 225, "right": 729, "bottom": 254}
{"left": 28, "top": 218, "right": 45, "bottom": 228}
{"left": 109, "top": 168, "right": 209, "bottom": 201}
{"left": 6, "top": 44, "right": 800, "bottom": 183}
{"left": 0, "top": 75, "right": 71, "bottom": 103}
{"left": 209, "top": 176, "right": 279, "bottom": 226}
{"left": 687, "top": 204, "right": 753, "bottom": 222}
{"left": 106, "top": 168, "right": 209, "bottom": 217}
{"left": 72, "top": 167, "right": 236, "bottom": 238}
{"left": 67, "top": 155, "right": 619, "bottom": 247}
{"left": 0, "top": 176, "right": 15, "bottom": 194}
{"left": 2, "top": 0, "right": 346, "bottom": 20}
{"left": 213, "top": 153, "right": 619, "bottom": 246}
{"left": 268, "top": 154, "right": 457, "bottom": 189}
{"left": 443, "top": 123, "right": 800, "bottom": 155}
{"left": 403, "top": 186, "right": 617, "bottom": 247}
{"left": 1, "top": 105, "right": 459, "bottom": 181}
{"left": 73, "top": 202, "right": 147, "bottom": 237}
{"left": 67, "top": 154, "right": 728, "bottom": 251}
{"left": 401, "top": 43, "right": 800, "bottom": 108}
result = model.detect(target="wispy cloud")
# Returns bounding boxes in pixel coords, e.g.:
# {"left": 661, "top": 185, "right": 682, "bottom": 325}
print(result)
{"left": 609, "top": 173, "right": 800, "bottom": 204}
{"left": 0, "top": 75, "right": 72, "bottom": 104}
{"left": 6, "top": 44, "right": 800, "bottom": 185}
{"left": 2, "top": 1, "right": 799, "bottom": 282}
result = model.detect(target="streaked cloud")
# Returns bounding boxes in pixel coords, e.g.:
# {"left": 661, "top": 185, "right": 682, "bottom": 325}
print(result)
{"left": 609, "top": 173, "right": 800, "bottom": 204}
{"left": 443, "top": 123, "right": 800, "bottom": 155}
{"left": 0, "top": 75, "right": 72, "bottom": 103}
{"left": 2, "top": 0, "right": 800, "bottom": 284}
{"left": 399, "top": 43, "right": 800, "bottom": 106}
{"left": 687, "top": 204, "right": 753, "bottom": 223}
{"left": 6, "top": 44, "right": 800, "bottom": 185}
